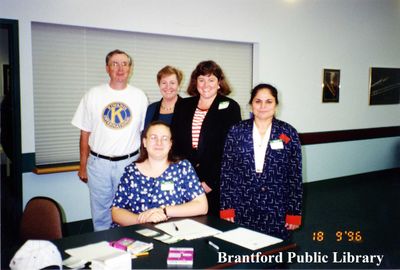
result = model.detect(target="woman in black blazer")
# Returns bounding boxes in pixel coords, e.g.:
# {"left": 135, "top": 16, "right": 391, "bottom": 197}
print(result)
{"left": 171, "top": 60, "right": 241, "bottom": 216}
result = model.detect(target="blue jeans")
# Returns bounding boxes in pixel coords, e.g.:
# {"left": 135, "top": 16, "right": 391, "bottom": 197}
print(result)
{"left": 87, "top": 154, "right": 137, "bottom": 231}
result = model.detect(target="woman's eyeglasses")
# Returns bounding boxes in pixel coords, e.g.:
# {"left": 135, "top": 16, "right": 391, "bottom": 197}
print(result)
{"left": 148, "top": 134, "right": 171, "bottom": 144}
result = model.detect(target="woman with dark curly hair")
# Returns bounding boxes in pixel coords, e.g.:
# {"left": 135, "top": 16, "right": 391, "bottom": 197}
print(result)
{"left": 171, "top": 60, "right": 241, "bottom": 216}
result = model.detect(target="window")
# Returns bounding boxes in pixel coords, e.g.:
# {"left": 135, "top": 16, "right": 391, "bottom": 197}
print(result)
{"left": 32, "top": 22, "right": 253, "bottom": 165}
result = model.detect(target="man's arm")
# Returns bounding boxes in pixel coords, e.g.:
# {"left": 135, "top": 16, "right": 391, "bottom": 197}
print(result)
{"left": 78, "top": 130, "right": 90, "bottom": 183}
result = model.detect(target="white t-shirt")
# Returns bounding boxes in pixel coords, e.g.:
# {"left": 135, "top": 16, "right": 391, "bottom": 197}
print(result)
{"left": 253, "top": 122, "right": 272, "bottom": 173}
{"left": 71, "top": 84, "right": 148, "bottom": 156}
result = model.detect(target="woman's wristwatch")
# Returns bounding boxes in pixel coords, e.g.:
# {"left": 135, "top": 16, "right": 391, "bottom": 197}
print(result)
{"left": 161, "top": 205, "right": 168, "bottom": 218}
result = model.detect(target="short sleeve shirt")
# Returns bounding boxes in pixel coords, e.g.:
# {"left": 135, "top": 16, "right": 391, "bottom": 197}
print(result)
{"left": 112, "top": 159, "right": 204, "bottom": 214}
{"left": 71, "top": 84, "right": 148, "bottom": 155}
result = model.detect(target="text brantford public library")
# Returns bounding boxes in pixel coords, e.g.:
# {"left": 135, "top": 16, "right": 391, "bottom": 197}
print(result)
{"left": 218, "top": 251, "right": 384, "bottom": 267}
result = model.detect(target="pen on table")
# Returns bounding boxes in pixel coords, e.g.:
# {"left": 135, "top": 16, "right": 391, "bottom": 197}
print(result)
{"left": 132, "top": 252, "right": 149, "bottom": 258}
{"left": 208, "top": 240, "right": 220, "bottom": 250}
{"left": 136, "top": 252, "right": 149, "bottom": 257}
{"left": 173, "top": 222, "right": 179, "bottom": 231}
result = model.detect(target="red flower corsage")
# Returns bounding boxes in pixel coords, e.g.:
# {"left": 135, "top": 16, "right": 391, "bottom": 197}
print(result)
{"left": 279, "top": 133, "right": 291, "bottom": 144}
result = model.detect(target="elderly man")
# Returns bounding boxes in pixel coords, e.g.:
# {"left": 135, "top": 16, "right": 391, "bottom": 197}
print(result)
{"left": 72, "top": 49, "right": 148, "bottom": 231}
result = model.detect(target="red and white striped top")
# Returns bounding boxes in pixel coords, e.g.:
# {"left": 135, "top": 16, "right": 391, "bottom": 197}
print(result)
{"left": 192, "top": 107, "right": 208, "bottom": 148}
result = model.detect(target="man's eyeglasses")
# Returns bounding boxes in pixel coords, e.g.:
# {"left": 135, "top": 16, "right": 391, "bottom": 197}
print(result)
{"left": 109, "top": 61, "right": 130, "bottom": 68}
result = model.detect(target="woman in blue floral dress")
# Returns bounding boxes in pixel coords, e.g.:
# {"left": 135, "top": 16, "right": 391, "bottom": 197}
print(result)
{"left": 111, "top": 121, "right": 208, "bottom": 227}
{"left": 220, "top": 84, "right": 303, "bottom": 240}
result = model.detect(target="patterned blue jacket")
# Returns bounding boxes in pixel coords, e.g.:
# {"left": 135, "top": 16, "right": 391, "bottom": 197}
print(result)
{"left": 220, "top": 118, "right": 303, "bottom": 240}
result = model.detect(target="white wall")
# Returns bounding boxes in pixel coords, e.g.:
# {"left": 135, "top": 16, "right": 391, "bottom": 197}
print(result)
{"left": 303, "top": 137, "right": 400, "bottom": 182}
{"left": 1, "top": 0, "right": 399, "bottom": 222}
{"left": 22, "top": 172, "right": 91, "bottom": 222}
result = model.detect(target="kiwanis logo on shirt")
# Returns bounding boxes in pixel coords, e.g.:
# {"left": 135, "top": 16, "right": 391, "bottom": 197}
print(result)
{"left": 103, "top": 102, "right": 131, "bottom": 129}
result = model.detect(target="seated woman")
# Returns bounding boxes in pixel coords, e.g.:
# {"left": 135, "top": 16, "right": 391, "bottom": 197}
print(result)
{"left": 111, "top": 121, "right": 208, "bottom": 226}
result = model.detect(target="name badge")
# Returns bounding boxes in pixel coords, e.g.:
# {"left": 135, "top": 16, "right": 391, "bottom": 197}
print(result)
{"left": 161, "top": 181, "right": 174, "bottom": 191}
{"left": 218, "top": 101, "right": 230, "bottom": 110}
{"left": 270, "top": 139, "right": 284, "bottom": 150}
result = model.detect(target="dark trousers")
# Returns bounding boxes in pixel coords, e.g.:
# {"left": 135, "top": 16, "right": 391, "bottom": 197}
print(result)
{"left": 206, "top": 189, "right": 220, "bottom": 217}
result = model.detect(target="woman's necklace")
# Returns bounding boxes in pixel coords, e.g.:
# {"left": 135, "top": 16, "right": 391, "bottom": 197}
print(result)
{"left": 160, "top": 103, "right": 174, "bottom": 111}
{"left": 160, "top": 100, "right": 176, "bottom": 112}
{"left": 161, "top": 97, "right": 176, "bottom": 112}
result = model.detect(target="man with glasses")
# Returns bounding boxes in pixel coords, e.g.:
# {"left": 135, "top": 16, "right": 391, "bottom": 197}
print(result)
{"left": 72, "top": 49, "right": 148, "bottom": 231}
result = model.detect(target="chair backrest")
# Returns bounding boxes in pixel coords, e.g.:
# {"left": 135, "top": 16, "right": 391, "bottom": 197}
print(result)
{"left": 20, "top": 196, "right": 63, "bottom": 242}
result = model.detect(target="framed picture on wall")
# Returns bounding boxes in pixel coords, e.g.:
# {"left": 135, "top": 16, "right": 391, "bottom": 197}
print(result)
{"left": 322, "top": 69, "right": 340, "bottom": 103}
{"left": 369, "top": 67, "right": 400, "bottom": 105}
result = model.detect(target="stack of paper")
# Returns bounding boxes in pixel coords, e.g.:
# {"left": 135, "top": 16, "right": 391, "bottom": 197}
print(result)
{"left": 155, "top": 219, "right": 221, "bottom": 240}
{"left": 127, "top": 240, "right": 153, "bottom": 256}
{"left": 167, "top": 247, "right": 194, "bottom": 267}
{"left": 214, "top": 227, "right": 283, "bottom": 250}
{"left": 63, "top": 241, "right": 131, "bottom": 270}
{"left": 91, "top": 252, "right": 131, "bottom": 270}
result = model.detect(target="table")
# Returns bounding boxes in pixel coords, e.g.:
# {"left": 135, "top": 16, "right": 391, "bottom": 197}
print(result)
{"left": 52, "top": 215, "right": 296, "bottom": 269}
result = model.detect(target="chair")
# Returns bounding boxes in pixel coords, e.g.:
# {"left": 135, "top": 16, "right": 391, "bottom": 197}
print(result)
{"left": 20, "top": 196, "right": 64, "bottom": 242}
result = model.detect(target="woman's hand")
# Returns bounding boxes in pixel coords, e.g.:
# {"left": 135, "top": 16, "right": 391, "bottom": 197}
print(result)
{"left": 137, "top": 208, "right": 167, "bottom": 224}
{"left": 222, "top": 217, "right": 234, "bottom": 223}
{"left": 285, "top": 223, "right": 300, "bottom": 230}
{"left": 201, "top": 182, "right": 212, "bottom": 193}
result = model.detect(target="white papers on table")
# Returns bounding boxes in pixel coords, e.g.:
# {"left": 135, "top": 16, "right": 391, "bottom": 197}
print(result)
{"left": 214, "top": 227, "right": 283, "bottom": 251}
{"left": 154, "top": 219, "right": 221, "bottom": 240}
{"left": 62, "top": 256, "right": 87, "bottom": 269}
{"left": 127, "top": 240, "right": 153, "bottom": 255}
{"left": 64, "top": 241, "right": 130, "bottom": 270}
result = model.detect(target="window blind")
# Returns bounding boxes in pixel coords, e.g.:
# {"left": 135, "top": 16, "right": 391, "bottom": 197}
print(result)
{"left": 32, "top": 22, "right": 253, "bottom": 165}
